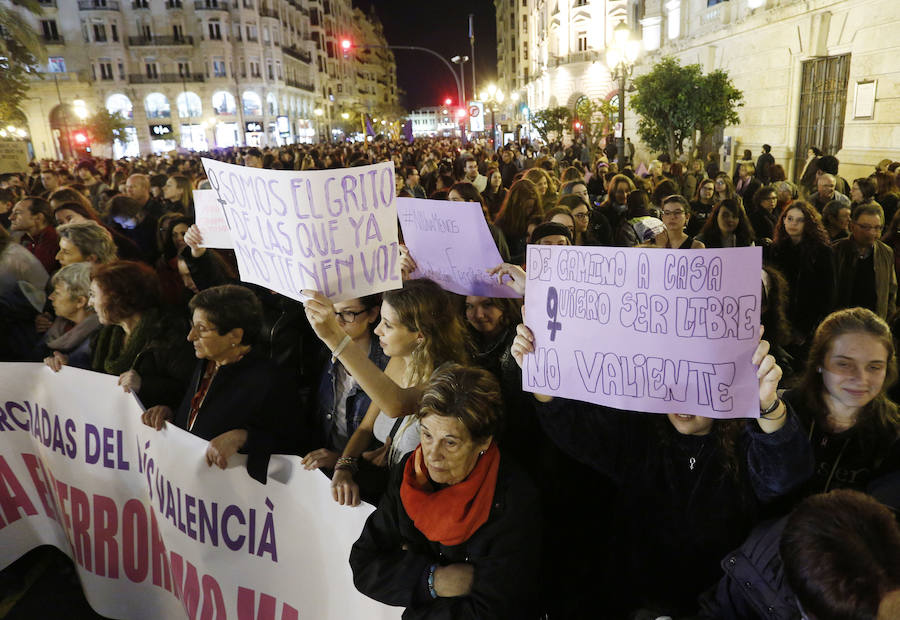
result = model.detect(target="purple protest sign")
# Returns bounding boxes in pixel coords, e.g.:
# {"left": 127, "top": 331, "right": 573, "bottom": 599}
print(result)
{"left": 523, "top": 245, "right": 763, "bottom": 419}
{"left": 397, "top": 197, "right": 520, "bottom": 298}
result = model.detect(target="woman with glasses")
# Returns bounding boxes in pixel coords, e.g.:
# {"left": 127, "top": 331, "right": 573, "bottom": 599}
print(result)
{"left": 141, "top": 285, "right": 302, "bottom": 482}
{"left": 713, "top": 173, "right": 741, "bottom": 207}
{"left": 767, "top": 201, "right": 835, "bottom": 348}
{"left": 301, "top": 295, "right": 388, "bottom": 473}
{"left": 304, "top": 279, "right": 470, "bottom": 506}
{"left": 650, "top": 195, "right": 705, "bottom": 249}
{"left": 557, "top": 194, "right": 593, "bottom": 245}
{"left": 697, "top": 198, "right": 756, "bottom": 248}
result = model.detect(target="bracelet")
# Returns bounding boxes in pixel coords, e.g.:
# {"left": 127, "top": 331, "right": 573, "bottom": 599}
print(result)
{"left": 331, "top": 334, "right": 352, "bottom": 361}
{"left": 760, "top": 398, "right": 784, "bottom": 419}
{"left": 427, "top": 564, "right": 438, "bottom": 599}
{"left": 335, "top": 456, "right": 358, "bottom": 474}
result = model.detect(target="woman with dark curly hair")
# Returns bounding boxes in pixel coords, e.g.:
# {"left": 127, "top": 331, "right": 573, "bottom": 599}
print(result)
{"left": 82, "top": 260, "right": 195, "bottom": 408}
{"left": 141, "top": 285, "right": 303, "bottom": 482}
{"left": 697, "top": 198, "right": 756, "bottom": 248}
{"left": 766, "top": 200, "right": 835, "bottom": 346}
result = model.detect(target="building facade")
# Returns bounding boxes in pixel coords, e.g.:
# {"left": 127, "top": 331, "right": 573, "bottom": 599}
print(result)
{"left": 495, "top": 0, "right": 900, "bottom": 179}
{"left": 7, "top": 0, "right": 398, "bottom": 158}
{"left": 408, "top": 106, "right": 461, "bottom": 137}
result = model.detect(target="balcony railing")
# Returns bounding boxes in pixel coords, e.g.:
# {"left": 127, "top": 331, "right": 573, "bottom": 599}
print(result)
{"left": 128, "top": 35, "right": 194, "bottom": 46}
{"left": 41, "top": 34, "right": 65, "bottom": 44}
{"left": 194, "top": 0, "right": 229, "bottom": 9}
{"left": 547, "top": 49, "right": 602, "bottom": 67}
{"left": 282, "top": 46, "right": 312, "bottom": 63}
{"left": 259, "top": 6, "right": 278, "bottom": 18}
{"left": 128, "top": 72, "right": 206, "bottom": 84}
{"left": 78, "top": 0, "right": 119, "bottom": 9}
{"left": 285, "top": 79, "right": 315, "bottom": 91}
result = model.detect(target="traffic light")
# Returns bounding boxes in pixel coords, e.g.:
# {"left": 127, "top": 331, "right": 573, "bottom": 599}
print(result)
{"left": 74, "top": 131, "right": 88, "bottom": 144}
{"left": 444, "top": 97, "right": 452, "bottom": 106}
{"left": 340, "top": 38, "right": 352, "bottom": 58}
{"left": 573, "top": 120, "right": 582, "bottom": 134}
{"left": 455, "top": 108, "right": 467, "bottom": 120}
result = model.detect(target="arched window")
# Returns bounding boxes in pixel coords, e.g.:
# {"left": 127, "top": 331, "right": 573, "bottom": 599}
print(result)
{"left": 242, "top": 91, "right": 262, "bottom": 116}
{"left": 106, "top": 94, "right": 134, "bottom": 120}
{"left": 145, "top": 93, "right": 171, "bottom": 119}
{"left": 176, "top": 91, "right": 202, "bottom": 118}
{"left": 212, "top": 91, "right": 236, "bottom": 115}
{"left": 266, "top": 92, "right": 278, "bottom": 116}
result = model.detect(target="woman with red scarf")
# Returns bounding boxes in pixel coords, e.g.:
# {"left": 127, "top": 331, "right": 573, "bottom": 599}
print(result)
{"left": 349, "top": 364, "right": 541, "bottom": 619}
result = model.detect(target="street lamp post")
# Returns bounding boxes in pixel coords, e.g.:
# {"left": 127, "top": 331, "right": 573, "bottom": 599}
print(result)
{"left": 606, "top": 21, "right": 641, "bottom": 165}
{"left": 480, "top": 84, "right": 504, "bottom": 151}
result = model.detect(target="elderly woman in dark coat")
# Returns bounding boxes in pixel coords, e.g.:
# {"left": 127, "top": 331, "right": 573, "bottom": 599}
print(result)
{"left": 141, "top": 285, "right": 304, "bottom": 482}
{"left": 350, "top": 364, "right": 541, "bottom": 619}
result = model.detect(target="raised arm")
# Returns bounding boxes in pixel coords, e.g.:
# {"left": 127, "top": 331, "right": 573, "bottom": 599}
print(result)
{"left": 303, "top": 290, "right": 423, "bottom": 418}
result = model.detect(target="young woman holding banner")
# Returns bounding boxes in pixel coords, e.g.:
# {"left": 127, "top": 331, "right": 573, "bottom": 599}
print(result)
{"left": 303, "top": 278, "right": 470, "bottom": 506}
{"left": 508, "top": 322, "right": 813, "bottom": 617}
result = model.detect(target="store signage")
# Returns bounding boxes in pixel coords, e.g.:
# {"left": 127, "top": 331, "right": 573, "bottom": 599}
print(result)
{"left": 150, "top": 124, "right": 172, "bottom": 136}
{"left": 245, "top": 121, "right": 263, "bottom": 132}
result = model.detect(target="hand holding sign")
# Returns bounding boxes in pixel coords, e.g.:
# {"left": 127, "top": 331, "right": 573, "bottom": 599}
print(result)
{"left": 302, "top": 289, "right": 346, "bottom": 350}
{"left": 184, "top": 224, "right": 207, "bottom": 258}
{"left": 487, "top": 262, "right": 527, "bottom": 296}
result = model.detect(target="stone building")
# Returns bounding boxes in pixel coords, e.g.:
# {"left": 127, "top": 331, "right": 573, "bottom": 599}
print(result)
{"left": 495, "top": 0, "right": 900, "bottom": 180}
{"left": 6, "top": 0, "right": 398, "bottom": 158}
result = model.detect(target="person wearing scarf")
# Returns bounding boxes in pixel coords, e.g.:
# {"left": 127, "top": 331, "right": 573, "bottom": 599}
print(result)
{"left": 36, "top": 263, "right": 100, "bottom": 370}
{"left": 350, "top": 364, "right": 541, "bottom": 619}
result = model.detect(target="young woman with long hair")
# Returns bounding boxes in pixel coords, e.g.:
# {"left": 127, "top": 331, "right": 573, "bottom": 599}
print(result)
{"left": 697, "top": 198, "right": 756, "bottom": 248}
{"left": 304, "top": 279, "right": 470, "bottom": 506}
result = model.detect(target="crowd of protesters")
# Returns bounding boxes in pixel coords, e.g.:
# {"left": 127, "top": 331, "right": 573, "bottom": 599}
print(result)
{"left": 1, "top": 137, "right": 899, "bottom": 619}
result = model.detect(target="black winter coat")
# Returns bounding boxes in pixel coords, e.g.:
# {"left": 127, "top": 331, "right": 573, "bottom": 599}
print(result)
{"left": 536, "top": 398, "right": 813, "bottom": 615}
{"left": 350, "top": 452, "right": 542, "bottom": 619}
{"left": 173, "top": 353, "right": 307, "bottom": 482}
{"left": 765, "top": 241, "right": 835, "bottom": 341}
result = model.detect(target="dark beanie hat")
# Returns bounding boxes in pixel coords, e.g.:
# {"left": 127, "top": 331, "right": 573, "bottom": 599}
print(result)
{"left": 530, "top": 221, "right": 573, "bottom": 244}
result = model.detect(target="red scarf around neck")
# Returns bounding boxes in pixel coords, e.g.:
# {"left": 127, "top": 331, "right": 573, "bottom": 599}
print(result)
{"left": 400, "top": 442, "right": 500, "bottom": 546}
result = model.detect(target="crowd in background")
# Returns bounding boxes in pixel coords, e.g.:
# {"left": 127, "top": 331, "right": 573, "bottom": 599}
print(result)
{"left": 1, "top": 137, "right": 899, "bottom": 619}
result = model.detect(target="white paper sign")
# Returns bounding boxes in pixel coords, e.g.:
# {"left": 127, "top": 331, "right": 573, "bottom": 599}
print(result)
{"left": 193, "top": 189, "right": 234, "bottom": 249}
{"left": 200, "top": 159, "right": 401, "bottom": 302}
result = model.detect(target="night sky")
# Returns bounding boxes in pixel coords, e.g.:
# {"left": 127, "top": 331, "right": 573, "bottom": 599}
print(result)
{"left": 353, "top": 0, "right": 498, "bottom": 110}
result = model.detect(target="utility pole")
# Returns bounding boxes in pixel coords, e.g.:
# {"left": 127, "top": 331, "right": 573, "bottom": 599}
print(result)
{"left": 468, "top": 14, "right": 476, "bottom": 102}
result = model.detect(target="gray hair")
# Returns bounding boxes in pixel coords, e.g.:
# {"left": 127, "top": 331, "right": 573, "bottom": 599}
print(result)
{"left": 50, "top": 262, "right": 92, "bottom": 299}
{"left": 57, "top": 221, "right": 117, "bottom": 264}
{"left": 776, "top": 181, "right": 799, "bottom": 200}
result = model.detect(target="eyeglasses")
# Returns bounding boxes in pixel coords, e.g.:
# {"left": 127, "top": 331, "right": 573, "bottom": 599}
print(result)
{"left": 189, "top": 322, "right": 217, "bottom": 336}
{"left": 573, "top": 212, "right": 589, "bottom": 220}
{"left": 335, "top": 309, "right": 369, "bottom": 323}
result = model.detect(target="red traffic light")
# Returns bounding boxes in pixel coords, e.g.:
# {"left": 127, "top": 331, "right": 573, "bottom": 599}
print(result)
{"left": 455, "top": 108, "right": 467, "bottom": 119}
{"left": 444, "top": 97, "right": 452, "bottom": 106}
{"left": 574, "top": 121, "right": 582, "bottom": 130}
{"left": 74, "top": 132, "right": 88, "bottom": 144}
{"left": 341, "top": 39, "right": 352, "bottom": 51}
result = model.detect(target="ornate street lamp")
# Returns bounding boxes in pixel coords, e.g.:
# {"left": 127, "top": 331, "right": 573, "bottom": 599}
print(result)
{"left": 480, "top": 84, "right": 505, "bottom": 151}
{"left": 606, "top": 21, "right": 641, "bottom": 164}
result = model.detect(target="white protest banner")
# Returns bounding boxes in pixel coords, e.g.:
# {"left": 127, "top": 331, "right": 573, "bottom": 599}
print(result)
{"left": 397, "top": 197, "right": 520, "bottom": 298}
{"left": 523, "top": 245, "right": 762, "bottom": 418}
{"left": 0, "top": 140, "right": 29, "bottom": 173}
{"left": 200, "top": 159, "right": 400, "bottom": 302}
{"left": 0, "top": 363, "right": 402, "bottom": 620}
{"left": 193, "top": 189, "right": 234, "bottom": 249}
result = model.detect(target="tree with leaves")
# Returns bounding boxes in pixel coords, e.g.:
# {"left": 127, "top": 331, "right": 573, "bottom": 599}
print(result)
{"left": 531, "top": 106, "right": 571, "bottom": 143}
{"left": 85, "top": 109, "right": 131, "bottom": 153}
{"left": 630, "top": 56, "right": 743, "bottom": 160}
{"left": 0, "top": 1, "right": 46, "bottom": 125}
{"left": 574, "top": 97, "right": 618, "bottom": 159}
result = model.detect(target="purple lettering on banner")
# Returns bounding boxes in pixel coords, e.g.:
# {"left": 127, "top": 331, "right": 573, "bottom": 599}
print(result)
{"left": 396, "top": 198, "right": 520, "bottom": 298}
{"left": 523, "top": 245, "right": 762, "bottom": 419}
{"left": 201, "top": 158, "right": 400, "bottom": 302}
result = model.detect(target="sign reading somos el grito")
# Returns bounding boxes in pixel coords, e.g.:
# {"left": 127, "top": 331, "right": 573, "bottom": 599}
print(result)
{"left": 200, "top": 159, "right": 400, "bottom": 303}
{"left": 523, "top": 245, "right": 763, "bottom": 419}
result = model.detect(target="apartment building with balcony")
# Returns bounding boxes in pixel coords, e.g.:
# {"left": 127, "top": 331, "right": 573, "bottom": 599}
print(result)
{"left": 496, "top": 0, "right": 899, "bottom": 179}
{"left": 10, "top": 0, "right": 398, "bottom": 157}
